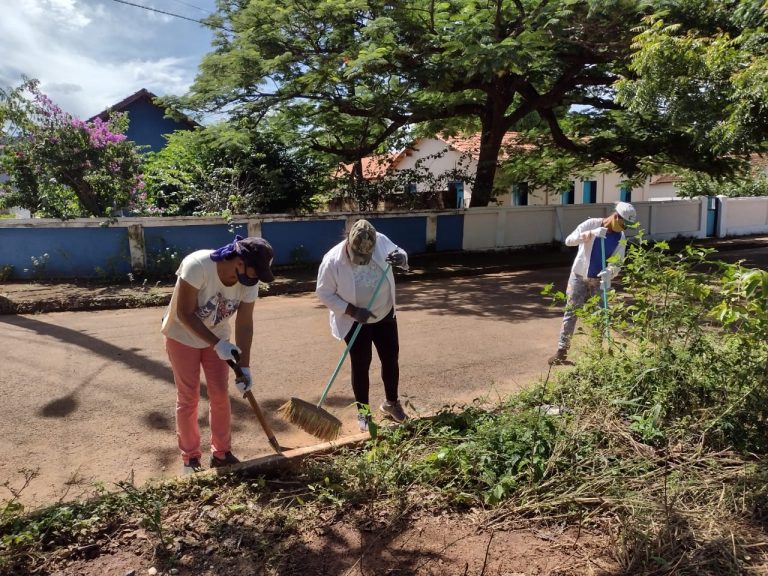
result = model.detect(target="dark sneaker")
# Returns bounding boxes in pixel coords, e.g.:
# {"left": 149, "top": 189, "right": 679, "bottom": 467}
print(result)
{"left": 183, "top": 458, "right": 203, "bottom": 475}
{"left": 209, "top": 451, "right": 240, "bottom": 468}
{"left": 357, "top": 413, "right": 372, "bottom": 432}
{"left": 380, "top": 400, "right": 408, "bottom": 423}
{"left": 548, "top": 349, "right": 568, "bottom": 366}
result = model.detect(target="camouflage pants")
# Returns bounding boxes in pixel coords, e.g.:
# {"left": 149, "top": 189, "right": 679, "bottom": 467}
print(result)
{"left": 556, "top": 272, "right": 601, "bottom": 351}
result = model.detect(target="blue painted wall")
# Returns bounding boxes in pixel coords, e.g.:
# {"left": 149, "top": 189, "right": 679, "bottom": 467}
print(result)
{"left": 436, "top": 215, "right": 464, "bottom": 251}
{"left": 0, "top": 227, "right": 131, "bottom": 278}
{"left": 0, "top": 214, "right": 462, "bottom": 279}
{"left": 262, "top": 219, "right": 346, "bottom": 264}
{"left": 123, "top": 99, "right": 193, "bottom": 153}
{"left": 365, "top": 217, "right": 428, "bottom": 254}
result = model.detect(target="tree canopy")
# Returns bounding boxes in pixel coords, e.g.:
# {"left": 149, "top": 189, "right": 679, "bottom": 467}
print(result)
{"left": 142, "top": 120, "right": 327, "bottom": 216}
{"left": 0, "top": 79, "right": 146, "bottom": 218}
{"left": 176, "top": 0, "right": 768, "bottom": 207}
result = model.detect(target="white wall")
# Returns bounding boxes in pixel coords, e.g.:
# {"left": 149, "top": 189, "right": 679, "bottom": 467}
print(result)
{"left": 462, "top": 198, "right": 709, "bottom": 251}
{"left": 719, "top": 196, "right": 768, "bottom": 237}
{"left": 395, "top": 138, "right": 477, "bottom": 206}
{"left": 513, "top": 173, "right": 654, "bottom": 207}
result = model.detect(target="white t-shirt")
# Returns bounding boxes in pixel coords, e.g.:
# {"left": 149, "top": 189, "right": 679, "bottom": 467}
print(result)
{"left": 161, "top": 250, "right": 259, "bottom": 348}
{"left": 351, "top": 259, "right": 393, "bottom": 320}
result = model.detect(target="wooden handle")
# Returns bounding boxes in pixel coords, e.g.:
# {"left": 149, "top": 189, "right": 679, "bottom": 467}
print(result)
{"left": 227, "top": 353, "right": 282, "bottom": 453}
{"left": 244, "top": 390, "right": 282, "bottom": 453}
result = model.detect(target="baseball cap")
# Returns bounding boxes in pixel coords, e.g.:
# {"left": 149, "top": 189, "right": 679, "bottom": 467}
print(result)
{"left": 615, "top": 201, "right": 637, "bottom": 224}
{"left": 348, "top": 219, "right": 377, "bottom": 264}
{"left": 236, "top": 237, "right": 275, "bottom": 283}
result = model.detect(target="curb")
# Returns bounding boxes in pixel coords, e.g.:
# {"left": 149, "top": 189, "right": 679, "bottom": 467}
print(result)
{"left": 183, "top": 432, "right": 372, "bottom": 480}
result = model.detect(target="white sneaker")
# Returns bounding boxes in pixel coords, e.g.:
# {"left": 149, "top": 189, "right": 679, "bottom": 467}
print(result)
{"left": 357, "top": 413, "right": 371, "bottom": 432}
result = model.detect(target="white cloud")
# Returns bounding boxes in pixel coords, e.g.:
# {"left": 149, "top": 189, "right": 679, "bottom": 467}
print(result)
{"left": 1, "top": 0, "right": 216, "bottom": 118}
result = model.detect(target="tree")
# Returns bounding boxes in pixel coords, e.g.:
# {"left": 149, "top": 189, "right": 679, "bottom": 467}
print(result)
{"left": 617, "top": 0, "right": 768, "bottom": 166}
{"left": 177, "top": 0, "right": 768, "bottom": 208}
{"left": 142, "top": 120, "right": 326, "bottom": 215}
{"left": 675, "top": 167, "right": 768, "bottom": 198}
{"left": 0, "top": 79, "right": 146, "bottom": 218}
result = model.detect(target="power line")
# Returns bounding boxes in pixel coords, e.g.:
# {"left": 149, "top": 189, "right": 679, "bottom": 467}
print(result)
{"left": 164, "top": 0, "right": 210, "bottom": 15}
{"left": 108, "top": 0, "right": 232, "bottom": 31}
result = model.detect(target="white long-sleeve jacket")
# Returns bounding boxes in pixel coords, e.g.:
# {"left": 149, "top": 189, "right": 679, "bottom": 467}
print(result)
{"left": 316, "top": 233, "right": 407, "bottom": 340}
{"left": 565, "top": 217, "right": 626, "bottom": 279}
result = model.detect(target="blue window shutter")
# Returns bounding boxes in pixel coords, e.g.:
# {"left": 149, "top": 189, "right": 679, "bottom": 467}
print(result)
{"left": 582, "top": 181, "right": 596, "bottom": 204}
{"left": 620, "top": 187, "right": 632, "bottom": 202}
{"left": 562, "top": 183, "right": 575, "bottom": 205}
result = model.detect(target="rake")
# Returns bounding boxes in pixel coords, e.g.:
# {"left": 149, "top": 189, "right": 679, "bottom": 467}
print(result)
{"left": 278, "top": 263, "right": 392, "bottom": 441}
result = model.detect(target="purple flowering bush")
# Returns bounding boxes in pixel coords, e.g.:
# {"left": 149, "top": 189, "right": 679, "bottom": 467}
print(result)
{"left": 0, "top": 79, "right": 151, "bottom": 218}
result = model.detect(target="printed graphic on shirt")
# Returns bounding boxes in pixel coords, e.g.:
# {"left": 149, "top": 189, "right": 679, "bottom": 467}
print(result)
{"left": 352, "top": 261, "right": 383, "bottom": 289}
{"left": 196, "top": 293, "right": 239, "bottom": 326}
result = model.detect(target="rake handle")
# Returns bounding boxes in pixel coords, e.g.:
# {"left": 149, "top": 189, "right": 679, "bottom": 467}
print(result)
{"left": 317, "top": 262, "right": 392, "bottom": 408}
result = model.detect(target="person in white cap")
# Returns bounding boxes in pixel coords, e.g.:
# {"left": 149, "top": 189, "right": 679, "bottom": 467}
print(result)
{"left": 316, "top": 219, "right": 410, "bottom": 431}
{"left": 549, "top": 202, "right": 637, "bottom": 365}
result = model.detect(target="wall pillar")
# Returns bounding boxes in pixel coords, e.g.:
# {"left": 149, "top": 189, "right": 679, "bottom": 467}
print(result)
{"left": 717, "top": 195, "right": 728, "bottom": 238}
{"left": 697, "top": 196, "right": 708, "bottom": 239}
{"left": 426, "top": 214, "right": 437, "bottom": 249}
{"left": 247, "top": 220, "right": 262, "bottom": 238}
{"left": 127, "top": 224, "right": 146, "bottom": 273}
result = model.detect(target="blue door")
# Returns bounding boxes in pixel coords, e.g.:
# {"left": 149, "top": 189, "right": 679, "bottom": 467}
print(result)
{"left": 706, "top": 196, "right": 719, "bottom": 237}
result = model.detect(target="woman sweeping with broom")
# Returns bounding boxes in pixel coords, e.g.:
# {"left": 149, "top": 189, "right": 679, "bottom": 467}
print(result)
{"left": 315, "top": 219, "right": 410, "bottom": 432}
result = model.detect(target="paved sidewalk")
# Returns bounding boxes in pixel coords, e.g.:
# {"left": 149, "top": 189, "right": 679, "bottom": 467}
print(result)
{"left": 2, "top": 234, "right": 767, "bottom": 314}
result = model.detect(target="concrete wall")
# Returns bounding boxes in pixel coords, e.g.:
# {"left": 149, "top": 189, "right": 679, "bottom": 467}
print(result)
{"left": 719, "top": 196, "right": 768, "bottom": 237}
{"left": 0, "top": 211, "right": 462, "bottom": 280}
{"left": 0, "top": 197, "right": 751, "bottom": 280}
{"left": 461, "top": 198, "right": 708, "bottom": 250}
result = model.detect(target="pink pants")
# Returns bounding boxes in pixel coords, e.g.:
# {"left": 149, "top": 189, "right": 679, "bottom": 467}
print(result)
{"left": 165, "top": 337, "right": 232, "bottom": 464}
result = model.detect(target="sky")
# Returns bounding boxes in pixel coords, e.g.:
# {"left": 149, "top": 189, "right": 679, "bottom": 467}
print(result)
{"left": 0, "top": 0, "right": 219, "bottom": 119}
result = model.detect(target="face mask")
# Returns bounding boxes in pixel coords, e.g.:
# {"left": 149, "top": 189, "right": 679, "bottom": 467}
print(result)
{"left": 609, "top": 218, "right": 625, "bottom": 233}
{"left": 237, "top": 271, "right": 259, "bottom": 286}
{"left": 347, "top": 244, "right": 372, "bottom": 265}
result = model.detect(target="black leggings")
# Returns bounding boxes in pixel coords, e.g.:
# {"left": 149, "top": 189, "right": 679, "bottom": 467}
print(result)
{"left": 343, "top": 308, "right": 399, "bottom": 410}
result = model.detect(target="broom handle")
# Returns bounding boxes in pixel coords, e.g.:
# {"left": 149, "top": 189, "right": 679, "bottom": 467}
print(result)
{"left": 600, "top": 236, "right": 610, "bottom": 339}
{"left": 317, "top": 262, "right": 392, "bottom": 407}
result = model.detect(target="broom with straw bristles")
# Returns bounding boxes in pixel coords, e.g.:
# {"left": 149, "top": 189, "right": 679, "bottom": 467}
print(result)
{"left": 278, "top": 263, "right": 392, "bottom": 441}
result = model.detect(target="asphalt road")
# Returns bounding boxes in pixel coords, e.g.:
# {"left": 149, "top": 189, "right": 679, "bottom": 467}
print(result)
{"left": 0, "top": 266, "right": 566, "bottom": 507}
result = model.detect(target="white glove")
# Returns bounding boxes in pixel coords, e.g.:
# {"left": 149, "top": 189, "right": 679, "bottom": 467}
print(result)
{"left": 234, "top": 367, "right": 252, "bottom": 395}
{"left": 593, "top": 227, "right": 608, "bottom": 239}
{"left": 597, "top": 269, "right": 613, "bottom": 292}
{"left": 214, "top": 339, "right": 241, "bottom": 361}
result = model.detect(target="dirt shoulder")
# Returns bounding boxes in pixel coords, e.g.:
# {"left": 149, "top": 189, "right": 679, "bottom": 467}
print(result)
{"left": 0, "top": 245, "right": 572, "bottom": 315}
{"left": 3, "top": 236, "right": 767, "bottom": 315}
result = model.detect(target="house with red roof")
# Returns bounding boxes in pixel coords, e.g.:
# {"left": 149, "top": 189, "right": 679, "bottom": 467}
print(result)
{"left": 335, "top": 134, "right": 768, "bottom": 209}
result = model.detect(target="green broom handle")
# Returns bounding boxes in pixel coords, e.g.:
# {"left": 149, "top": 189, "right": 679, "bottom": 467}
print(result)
{"left": 317, "top": 262, "right": 393, "bottom": 407}
{"left": 600, "top": 236, "right": 610, "bottom": 338}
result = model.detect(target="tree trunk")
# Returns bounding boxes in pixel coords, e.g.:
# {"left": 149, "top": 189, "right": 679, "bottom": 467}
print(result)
{"left": 469, "top": 122, "right": 507, "bottom": 208}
